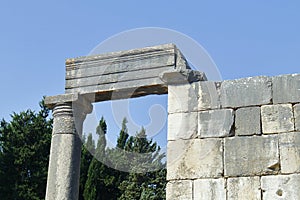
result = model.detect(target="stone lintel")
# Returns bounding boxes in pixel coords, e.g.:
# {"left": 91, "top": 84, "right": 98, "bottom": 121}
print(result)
{"left": 65, "top": 44, "right": 187, "bottom": 95}
{"left": 65, "top": 43, "right": 206, "bottom": 101}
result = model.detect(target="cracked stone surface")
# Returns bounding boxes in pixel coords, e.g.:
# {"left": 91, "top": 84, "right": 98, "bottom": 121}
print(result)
{"left": 166, "top": 180, "right": 192, "bottom": 200}
{"left": 194, "top": 178, "right": 226, "bottom": 200}
{"left": 227, "top": 177, "right": 261, "bottom": 200}
{"left": 294, "top": 104, "right": 300, "bottom": 131}
{"left": 167, "top": 138, "right": 223, "bottom": 180}
{"left": 224, "top": 135, "right": 279, "bottom": 176}
{"left": 235, "top": 106, "right": 261, "bottom": 135}
{"left": 198, "top": 109, "right": 234, "bottom": 138}
{"left": 272, "top": 74, "right": 300, "bottom": 104}
{"left": 261, "top": 174, "right": 300, "bottom": 200}
{"left": 168, "top": 112, "right": 197, "bottom": 140}
{"left": 168, "top": 83, "right": 198, "bottom": 114}
{"left": 220, "top": 76, "right": 272, "bottom": 108}
{"left": 279, "top": 132, "right": 300, "bottom": 173}
{"left": 261, "top": 104, "right": 294, "bottom": 134}
{"left": 198, "top": 81, "right": 221, "bottom": 110}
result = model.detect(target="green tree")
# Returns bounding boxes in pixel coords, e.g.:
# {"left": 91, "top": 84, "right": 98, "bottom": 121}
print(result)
{"left": 118, "top": 127, "right": 166, "bottom": 200}
{"left": 0, "top": 100, "right": 52, "bottom": 200}
{"left": 107, "top": 118, "right": 130, "bottom": 193}
{"left": 79, "top": 133, "right": 95, "bottom": 200}
{"left": 117, "top": 118, "right": 129, "bottom": 149}
{"left": 84, "top": 117, "right": 119, "bottom": 200}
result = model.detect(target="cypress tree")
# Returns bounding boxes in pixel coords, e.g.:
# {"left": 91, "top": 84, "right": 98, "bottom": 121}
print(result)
{"left": 84, "top": 117, "right": 118, "bottom": 200}
{"left": 79, "top": 133, "right": 95, "bottom": 200}
{"left": 117, "top": 118, "right": 129, "bottom": 149}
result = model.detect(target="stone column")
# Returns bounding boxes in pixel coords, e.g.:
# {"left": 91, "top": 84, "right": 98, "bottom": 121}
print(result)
{"left": 45, "top": 94, "right": 92, "bottom": 200}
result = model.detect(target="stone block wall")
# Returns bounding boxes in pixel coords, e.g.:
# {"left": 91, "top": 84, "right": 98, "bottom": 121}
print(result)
{"left": 167, "top": 74, "right": 300, "bottom": 200}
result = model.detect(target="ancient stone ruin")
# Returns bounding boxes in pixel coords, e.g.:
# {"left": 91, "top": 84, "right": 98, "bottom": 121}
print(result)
{"left": 45, "top": 44, "right": 300, "bottom": 199}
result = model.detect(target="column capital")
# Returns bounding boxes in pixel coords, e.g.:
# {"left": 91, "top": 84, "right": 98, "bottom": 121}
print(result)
{"left": 45, "top": 93, "right": 93, "bottom": 113}
{"left": 45, "top": 93, "right": 93, "bottom": 136}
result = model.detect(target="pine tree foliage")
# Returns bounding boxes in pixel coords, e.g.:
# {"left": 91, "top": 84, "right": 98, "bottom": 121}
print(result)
{"left": 82, "top": 117, "right": 166, "bottom": 200}
{"left": 118, "top": 126, "right": 166, "bottom": 200}
{"left": 0, "top": 99, "right": 52, "bottom": 200}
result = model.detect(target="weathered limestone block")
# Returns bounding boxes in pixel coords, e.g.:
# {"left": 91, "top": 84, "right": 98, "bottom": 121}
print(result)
{"left": 198, "top": 109, "right": 234, "bottom": 138}
{"left": 167, "top": 138, "right": 223, "bottom": 180}
{"left": 198, "top": 81, "right": 220, "bottom": 110}
{"left": 279, "top": 132, "right": 300, "bottom": 173}
{"left": 194, "top": 178, "right": 226, "bottom": 200}
{"left": 166, "top": 180, "right": 192, "bottom": 200}
{"left": 227, "top": 177, "right": 261, "bottom": 200}
{"left": 224, "top": 135, "right": 279, "bottom": 177}
{"left": 261, "top": 174, "right": 300, "bottom": 200}
{"left": 235, "top": 107, "right": 261, "bottom": 135}
{"left": 273, "top": 73, "right": 300, "bottom": 104}
{"left": 220, "top": 76, "right": 272, "bottom": 108}
{"left": 261, "top": 104, "right": 294, "bottom": 134}
{"left": 294, "top": 104, "right": 300, "bottom": 131}
{"left": 168, "top": 83, "right": 198, "bottom": 113}
{"left": 168, "top": 112, "right": 197, "bottom": 141}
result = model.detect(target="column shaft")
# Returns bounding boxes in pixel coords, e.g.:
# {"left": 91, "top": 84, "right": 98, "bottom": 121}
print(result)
{"left": 45, "top": 103, "right": 82, "bottom": 200}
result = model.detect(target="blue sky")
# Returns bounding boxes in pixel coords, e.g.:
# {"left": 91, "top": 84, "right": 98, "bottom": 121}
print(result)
{"left": 1, "top": 1, "right": 299, "bottom": 147}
